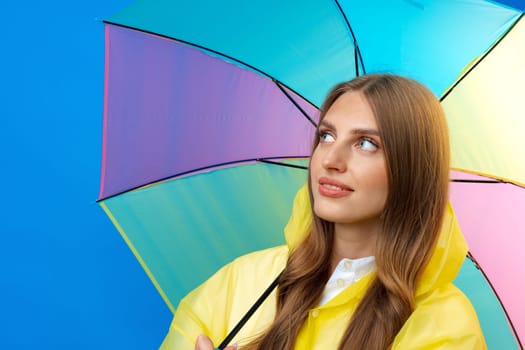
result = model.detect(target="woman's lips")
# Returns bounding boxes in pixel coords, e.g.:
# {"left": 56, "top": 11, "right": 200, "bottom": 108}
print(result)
{"left": 318, "top": 177, "right": 354, "bottom": 198}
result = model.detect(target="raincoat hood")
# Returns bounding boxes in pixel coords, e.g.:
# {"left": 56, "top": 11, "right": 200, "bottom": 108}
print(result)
{"left": 284, "top": 184, "right": 469, "bottom": 296}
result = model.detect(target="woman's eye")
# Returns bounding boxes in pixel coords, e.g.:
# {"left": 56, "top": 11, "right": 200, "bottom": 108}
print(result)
{"left": 358, "top": 138, "right": 378, "bottom": 151}
{"left": 319, "top": 132, "right": 335, "bottom": 143}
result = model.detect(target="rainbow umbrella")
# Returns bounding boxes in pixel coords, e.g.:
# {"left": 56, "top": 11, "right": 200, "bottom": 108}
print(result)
{"left": 97, "top": 1, "right": 525, "bottom": 348}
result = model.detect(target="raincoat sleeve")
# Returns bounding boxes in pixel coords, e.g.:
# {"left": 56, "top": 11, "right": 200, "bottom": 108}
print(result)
{"left": 159, "top": 246, "right": 287, "bottom": 350}
{"left": 391, "top": 284, "right": 487, "bottom": 350}
{"left": 158, "top": 261, "right": 236, "bottom": 350}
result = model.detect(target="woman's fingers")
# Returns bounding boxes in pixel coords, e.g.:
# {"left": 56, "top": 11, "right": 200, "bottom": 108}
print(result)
{"left": 194, "top": 334, "right": 237, "bottom": 350}
{"left": 194, "top": 334, "right": 214, "bottom": 350}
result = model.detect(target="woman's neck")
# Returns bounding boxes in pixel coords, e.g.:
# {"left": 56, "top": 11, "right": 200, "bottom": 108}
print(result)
{"left": 330, "top": 220, "right": 380, "bottom": 271}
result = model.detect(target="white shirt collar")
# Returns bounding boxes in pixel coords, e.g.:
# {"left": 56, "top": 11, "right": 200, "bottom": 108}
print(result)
{"left": 318, "top": 256, "right": 376, "bottom": 306}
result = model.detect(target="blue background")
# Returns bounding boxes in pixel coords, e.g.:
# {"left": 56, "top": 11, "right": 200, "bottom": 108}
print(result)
{"left": 2, "top": 0, "right": 523, "bottom": 349}
{"left": 1, "top": 1, "right": 171, "bottom": 348}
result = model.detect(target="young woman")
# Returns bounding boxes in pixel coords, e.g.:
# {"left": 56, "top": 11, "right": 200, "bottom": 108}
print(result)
{"left": 160, "top": 74, "right": 486, "bottom": 349}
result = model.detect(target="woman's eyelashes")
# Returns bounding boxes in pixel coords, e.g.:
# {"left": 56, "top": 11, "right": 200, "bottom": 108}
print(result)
{"left": 318, "top": 130, "right": 335, "bottom": 143}
{"left": 357, "top": 137, "right": 379, "bottom": 152}
{"left": 318, "top": 129, "right": 379, "bottom": 152}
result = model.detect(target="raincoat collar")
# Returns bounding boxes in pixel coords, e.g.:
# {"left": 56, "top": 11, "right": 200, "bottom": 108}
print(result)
{"left": 284, "top": 185, "right": 468, "bottom": 297}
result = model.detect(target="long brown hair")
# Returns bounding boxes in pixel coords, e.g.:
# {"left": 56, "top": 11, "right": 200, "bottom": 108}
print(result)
{"left": 243, "top": 74, "right": 450, "bottom": 349}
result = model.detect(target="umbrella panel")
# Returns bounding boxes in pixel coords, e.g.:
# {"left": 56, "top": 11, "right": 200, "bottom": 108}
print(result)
{"left": 456, "top": 257, "right": 519, "bottom": 349}
{"left": 451, "top": 172, "right": 525, "bottom": 346}
{"left": 100, "top": 24, "right": 318, "bottom": 200}
{"left": 443, "top": 16, "right": 525, "bottom": 187}
{"left": 100, "top": 161, "right": 308, "bottom": 312}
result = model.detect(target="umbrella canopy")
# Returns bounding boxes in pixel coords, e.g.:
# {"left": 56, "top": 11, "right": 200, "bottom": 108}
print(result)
{"left": 98, "top": 1, "right": 525, "bottom": 348}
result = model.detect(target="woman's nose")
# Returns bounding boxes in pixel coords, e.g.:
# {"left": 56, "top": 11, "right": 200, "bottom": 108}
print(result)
{"left": 322, "top": 143, "right": 348, "bottom": 172}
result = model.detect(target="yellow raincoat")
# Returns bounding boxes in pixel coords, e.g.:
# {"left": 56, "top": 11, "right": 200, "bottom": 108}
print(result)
{"left": 160, "top": 186, "right": 486, "bottom": 349}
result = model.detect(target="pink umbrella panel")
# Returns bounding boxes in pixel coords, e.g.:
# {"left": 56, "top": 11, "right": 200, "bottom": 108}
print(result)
{"left": 450, "top": 171, "right": 525, "bottom": 347}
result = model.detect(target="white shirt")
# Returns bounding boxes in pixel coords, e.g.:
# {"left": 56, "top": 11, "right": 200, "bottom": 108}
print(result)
{"left": 318, "top": 256, "right": 376, "bottom": 306}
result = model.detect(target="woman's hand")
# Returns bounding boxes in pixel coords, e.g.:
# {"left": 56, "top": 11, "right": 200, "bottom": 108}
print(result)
{"left": 194, "top": 334, "right": 237, "bottom": 350}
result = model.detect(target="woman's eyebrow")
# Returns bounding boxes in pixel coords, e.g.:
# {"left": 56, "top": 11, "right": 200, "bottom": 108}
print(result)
{"left": 318, "top": 120, "right": 334, "bottom": 129}
{"left": 351, "top": 128, "right": 380, "bottom": 136}
{"left": 319, "top": 121, "right": 379, "bottom": 136}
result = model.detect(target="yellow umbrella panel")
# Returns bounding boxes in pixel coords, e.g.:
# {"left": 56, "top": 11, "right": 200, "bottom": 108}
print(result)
{"left": 443, "top": 15, "right": 525, "bottom": 187}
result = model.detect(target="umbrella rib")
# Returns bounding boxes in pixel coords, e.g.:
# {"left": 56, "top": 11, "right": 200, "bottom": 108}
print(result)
{"left": 466, "top": 253, "right": 523, "bottom": 349}
{"left": 96, "top": 156, "right": 309, "bottom": 202}
{"left": 103, "top": 21, "right": 319, "bottom": 109}
{"left": 274, "top": 81, "right": 318, "bottom": 127}
{"left": 334, "top": 0, "right": 367, "bottom": 76}
{"left": 440, "top": 12, "right": 524, "bottom": 101}
{"left": 258, "top": 158, "right": 309, "bottom": 170}
{"left": 451, "top": 179, "right": 505, "bottom": 184}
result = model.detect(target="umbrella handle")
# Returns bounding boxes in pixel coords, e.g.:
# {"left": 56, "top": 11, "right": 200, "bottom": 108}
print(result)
{"left": 216, "top": 270, "right": 283, "bottom": 350}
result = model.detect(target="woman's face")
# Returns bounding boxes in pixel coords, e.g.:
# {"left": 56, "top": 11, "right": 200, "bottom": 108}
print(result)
{"left": 310, "top": 91, "right": 388, "bottom": 227}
